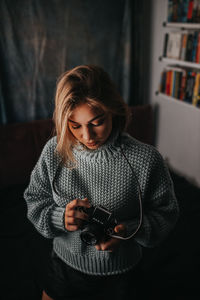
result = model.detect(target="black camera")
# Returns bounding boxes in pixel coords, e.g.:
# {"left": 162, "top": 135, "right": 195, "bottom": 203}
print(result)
{"left": 78, "top": 205, "right": 117, "bottom": 246}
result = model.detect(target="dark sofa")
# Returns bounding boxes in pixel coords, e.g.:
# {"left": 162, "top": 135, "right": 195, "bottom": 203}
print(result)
{"left": 0, "top": 105, "right": 199, "bottom": 300}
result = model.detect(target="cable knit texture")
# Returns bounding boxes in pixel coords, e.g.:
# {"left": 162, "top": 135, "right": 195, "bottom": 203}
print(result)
{"left": 24, "top": 132, "right": 179, "bottom": 275}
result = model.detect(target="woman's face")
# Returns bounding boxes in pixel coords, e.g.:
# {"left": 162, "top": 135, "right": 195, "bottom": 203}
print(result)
{"left": 68, "top": 103, "right": 113, "bottom": 149}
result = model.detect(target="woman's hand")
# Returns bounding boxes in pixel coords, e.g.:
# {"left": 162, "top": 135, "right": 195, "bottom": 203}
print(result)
{"left": 64, "top": 198, "right": 90, "bottom": 231}
{"left": 95, "top": 224, "right": 126, "bottom": 252}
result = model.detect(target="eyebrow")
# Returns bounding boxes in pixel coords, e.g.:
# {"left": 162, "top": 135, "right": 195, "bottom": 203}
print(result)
{"left": 68, "top": 113, "right": 105, "bottom": 124}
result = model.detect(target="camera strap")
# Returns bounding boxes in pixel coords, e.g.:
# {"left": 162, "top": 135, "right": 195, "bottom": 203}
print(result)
{"left": 108, "top": 141, "right": 143, "bottom": 241}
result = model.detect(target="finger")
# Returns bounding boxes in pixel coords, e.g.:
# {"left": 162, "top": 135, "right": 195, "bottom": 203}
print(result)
{"left": 114, "top": 224, "right": 126, "bottom": 234}
{"left": 98, "top": 238, "right": 119, "bottom": 251}
{"left": 66, "top": 224, "right": 79, "bottom": 231}
{"left": 95, "top": 244, "right": 101, "bottom": 250}
{"left": 96, "top": 245, "right": 113, "bottom": 252}
{"left": 66, "top": 217, "right": 82, "bottom": 225}
{"left": 67, "top": 198, "right": 90, "bottom": 210}
{"left": 67, "top": 210, "right": 88, "bottom": 221}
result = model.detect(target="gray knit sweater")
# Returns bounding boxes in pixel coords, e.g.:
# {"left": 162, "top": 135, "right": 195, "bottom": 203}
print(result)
{"left": 24, "top": 131, "right": 179, "bottom": 276}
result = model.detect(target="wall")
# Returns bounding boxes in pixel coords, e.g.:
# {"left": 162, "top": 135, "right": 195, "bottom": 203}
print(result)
{"left": 149, "top": 0, "right": 200, "bottom": 187}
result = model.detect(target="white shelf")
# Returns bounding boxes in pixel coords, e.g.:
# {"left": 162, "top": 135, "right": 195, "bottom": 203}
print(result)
{"left": 164, "top": 22, "right": 200, "bottom": 29}
{"left": 157, "top": 92, "right": 200, "bottom": 111}
{"left": 161, "top": 57, "right": 200, "bottom": 69}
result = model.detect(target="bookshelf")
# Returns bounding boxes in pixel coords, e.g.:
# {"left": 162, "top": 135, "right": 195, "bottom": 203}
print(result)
{"left": 149, "top": 0, "right": 200, "bottom": 187}
{"left": 163, "top": 22, "right": 200, "bottom": 29}
{"left": 157, "top": 91, "right": 200, "bottom": 110}
{"left": 160, "top": 57, "right": 200, "bottom": 69}
{"left": 158, "top": 3, "right": 200, "bottom": 109}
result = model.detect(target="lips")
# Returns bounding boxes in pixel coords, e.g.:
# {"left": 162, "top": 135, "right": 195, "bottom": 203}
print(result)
{"left": 86, "top": 141, "right": 99, "bottom": 147}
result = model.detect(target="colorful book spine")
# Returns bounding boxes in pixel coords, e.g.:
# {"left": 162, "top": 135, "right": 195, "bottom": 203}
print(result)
{"left": 167, "top": 0, "right": 200, "bottom": 23}
{"left": 163, "top": 33, "right": 169, "bottom": 57}
{"left": 177, "top": 71, "right": 183, "bottom": 98}
{"left": 187, "top": 0, "right": 194, "bottom": 22}
{"left": 159, "top": 71, "right": 167, "bottom": 93}
{"left": 192, "top": 72, "right": 200, "bottom": 105}
{"left": 171, "top": 71, "right": 176, "bottom": 96}
{"left": 163, "top": 31, "right": 200, "bottom": 62}
{"left": 195, "top": 32, "right": 200, "bottom": 62}
{"left": 166, "top": 71, "right": 172, "bottom": 95}
{"left": 172, "top": 0, "right": 179, "bottom": 22}
{"left": 170, "top": 71, "right": 175, "bottom": 96}
{"left": 185, "top": 33, "right": 194, "bottom": 61}
{"left": 196, "top": 0, "right": 200, "bottom": 23}
{"left": 179, "top": 71, "right": 187, "bottom": 100}
{"left": 180, "top": 33, "right": 188, "bottom": 60}
{"left": 182, "top": 0, "right": 190, "bottom": 22}
{"left": 191, "top": 31, "right": 198, "bottom": 61}
{"left": 173, "top": 71, "right": 182, "bottom": 98}
{"left": 168, "top": 0, "right": 173, "bottom": 22}
{"left": 166, "top": 32, "right": 182, "bottom": 59}
{"left": 185, "top": 71, "right": 196, "bottom": 103}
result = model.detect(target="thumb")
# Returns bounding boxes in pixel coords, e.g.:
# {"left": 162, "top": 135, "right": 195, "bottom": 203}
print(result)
{"left": 83, "top": 197, "right": 89, "bottom": 201}
{"left": 114, "top": 224, "right": 126, "bottom": 234}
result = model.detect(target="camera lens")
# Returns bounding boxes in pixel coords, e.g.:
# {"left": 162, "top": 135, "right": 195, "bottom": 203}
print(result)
{"left": 80, "top": 224, "right": 102, "bottom": 245}
{"left": 80, "top": 231, "right": 97, "bottom": 245}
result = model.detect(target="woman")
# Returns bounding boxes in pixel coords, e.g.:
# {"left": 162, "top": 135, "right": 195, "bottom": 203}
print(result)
{"left": 24, "top": 65, "right": 179, "bottom": 300}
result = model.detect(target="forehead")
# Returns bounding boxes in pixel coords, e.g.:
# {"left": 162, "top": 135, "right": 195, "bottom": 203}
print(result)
{"left": 69, "top": 103, "right": 104, "bottom": 122}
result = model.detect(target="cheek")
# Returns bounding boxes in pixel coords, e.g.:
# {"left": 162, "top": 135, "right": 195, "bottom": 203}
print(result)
{"left": 100, "top": 121, "right": 112, "bottom": 137}
{"left": 68, "top": 126, "right": 79, "bottom": 140}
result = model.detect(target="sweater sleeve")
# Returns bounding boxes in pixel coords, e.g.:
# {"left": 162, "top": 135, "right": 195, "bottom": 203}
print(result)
{"left": 24, "top": 139, "right": 67, "bottom": 239}
{"left": 124, "top": 149, "right": 179, "bottom": 248}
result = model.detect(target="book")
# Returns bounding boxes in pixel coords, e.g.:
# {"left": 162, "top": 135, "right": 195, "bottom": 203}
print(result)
{"left": 171, "top": 70, "right": 176, "bottom": 97}
{"left": 187, "top": 0, "right": 194, "bottom": 22}
{"left": 170, "top": 70, "right": 175, "bottom": 96}
{"left": 163, "top": 33, "right": 169, "bottom": 57}
{"left": 173, "top": 71, "right": 183, "bottom": 98}
{"left": 180, "top": 33, "right": 188, "bottom": 60}
{"left": 159, "top": 71, "right": 167, "bottom": 93}
{"left": 184, "top": 71, "right": 196, "bottom": 103}
{"left": 177, "top": 71, "right": 183, "bottom": 98}
{"left": 182, "top": 0, "right": 190, "bottom": 22}
{"left": 168, "top": 0, "right": 173, "bottom": 22}
{"left": 192, "top": 72, "right": 200, "bottom": 105}
{"left": 192, "top": 0, "right": 199, "bottom": 22}
{"left": 167, "top": 0, "right": 200, "bottom": 24}
{"left": 179, "top": 70, "right": 187, "bottom": 100}
{"left": 166, "top": 70, "right": 173, "bottom": 95}
{"left": 163, "top": 66, "right": 186, "bottom": 98}
{"left": 191, "top": 31, "right": 198, "bottom": 61}
{"left": 195, "top": 32, "right": 200, "bottom": 62}
{"left": 196, "top": 73, "right": 200, "bottom": 106}
{"left": 185, "top": 33, "right": 194, "bottom": 61}
{"left": 196, "top": 0, "right": 200, "bottom": 23}
{"left": 166, "top": 32, "right": 182, "bottom": 59}
{"left": 172, "top": 0, "right": 179, "bottom": 22}
{"left": 169, "top": 69, "right": 183, "bottom": 99}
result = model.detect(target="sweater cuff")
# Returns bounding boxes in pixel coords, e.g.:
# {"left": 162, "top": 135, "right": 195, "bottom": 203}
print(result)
{"left": 50, "top": 207, "right": 66, "bottom": 232}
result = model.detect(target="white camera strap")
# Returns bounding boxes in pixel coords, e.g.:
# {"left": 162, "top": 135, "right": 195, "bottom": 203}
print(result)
{"left": 108, "top": 144, "right": 143, "bottom": 240}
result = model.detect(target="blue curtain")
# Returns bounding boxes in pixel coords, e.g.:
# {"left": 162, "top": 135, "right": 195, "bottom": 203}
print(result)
{"left": 0, "top": 0, "right": 151, "bottom": 124}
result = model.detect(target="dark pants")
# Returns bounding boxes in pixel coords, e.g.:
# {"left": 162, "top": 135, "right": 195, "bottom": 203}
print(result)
{"left": 44, "top": 251, "right": 139, "bottom": 300}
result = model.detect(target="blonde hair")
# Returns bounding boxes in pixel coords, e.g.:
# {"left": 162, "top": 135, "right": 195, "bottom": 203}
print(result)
{"left": 53, "top": 64, "right": 130, "bottom": 166}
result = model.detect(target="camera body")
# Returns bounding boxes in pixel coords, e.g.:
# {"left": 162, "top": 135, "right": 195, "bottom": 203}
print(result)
{"left": 79, "top": 205, "right": 117, "bottom": 245}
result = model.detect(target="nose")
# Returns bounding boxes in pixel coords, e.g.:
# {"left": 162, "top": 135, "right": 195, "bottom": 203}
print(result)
{"left": 82, "top": 126, "right": 94, "bottom": 141}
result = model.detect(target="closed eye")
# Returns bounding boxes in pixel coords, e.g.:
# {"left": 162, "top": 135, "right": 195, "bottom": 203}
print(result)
{"left": 91, "top": 119, "right": 105, "bottom": 127}
{"left": 72, "top": 125, "right": 81, "bottom": 129}
{"left": 71, "top": 119, "right": 105, "bottom": 129}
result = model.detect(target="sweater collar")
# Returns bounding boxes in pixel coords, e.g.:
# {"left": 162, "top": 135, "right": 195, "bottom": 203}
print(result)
{"left": 72, "top": 130, "right": 123, "bottom": 162}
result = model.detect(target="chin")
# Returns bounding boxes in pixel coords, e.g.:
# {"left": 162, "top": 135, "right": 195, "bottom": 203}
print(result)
{"left": 85, "top": 141, "right": 102, "bottom": 149}
{"left": 86, "top": 144, "right": 100, "bottom": 149}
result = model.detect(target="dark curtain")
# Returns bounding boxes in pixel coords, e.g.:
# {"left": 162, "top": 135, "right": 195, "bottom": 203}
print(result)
{"left": 0, "top": 0, "right": 151, "bottom": 124}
